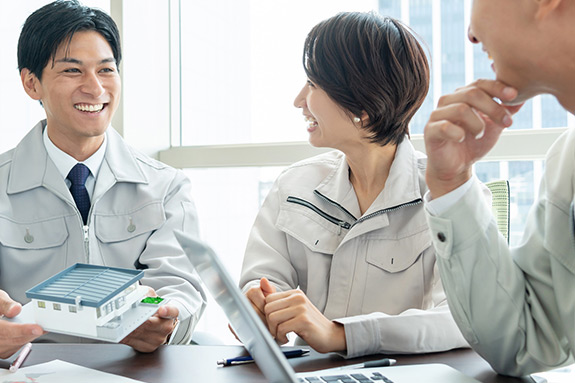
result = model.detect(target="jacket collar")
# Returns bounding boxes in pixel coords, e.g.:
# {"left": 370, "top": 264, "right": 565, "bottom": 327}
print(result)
{"left": 315, "top": 138, "right": 423, "bottom": 218}
{"left": 7, "top": 120, "right": 147, "bottom": 195}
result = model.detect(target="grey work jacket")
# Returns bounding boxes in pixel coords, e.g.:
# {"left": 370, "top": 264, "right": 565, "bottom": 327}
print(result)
{"left": 0, "top": 121, "right": 206, "bottom": 344}
{"left": 240, "top": 139, "right": 468, "bottom": 357}
{"left": 427, "top": 127, "right": 575, "bottom": 376}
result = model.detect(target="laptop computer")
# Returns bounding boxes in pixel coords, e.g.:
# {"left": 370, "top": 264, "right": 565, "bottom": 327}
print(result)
{"left": 175, "top": 230, "right": 480, "bottom": 383}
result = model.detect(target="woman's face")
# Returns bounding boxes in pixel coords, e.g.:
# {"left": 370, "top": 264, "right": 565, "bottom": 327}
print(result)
{"left": 293, "top": 80, "right": 363, "bottom": 150}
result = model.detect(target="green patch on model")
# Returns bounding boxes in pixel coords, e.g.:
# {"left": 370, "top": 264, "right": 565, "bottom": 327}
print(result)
{"left": 141, "top": 297, "right": 164, "bottom": 304}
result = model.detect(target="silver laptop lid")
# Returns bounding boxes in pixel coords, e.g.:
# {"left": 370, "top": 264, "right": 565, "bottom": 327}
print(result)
{"left": 175, "top": 230, "right": 298, "bottom": 383}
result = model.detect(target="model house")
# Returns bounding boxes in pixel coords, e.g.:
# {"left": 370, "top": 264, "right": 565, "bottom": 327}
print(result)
{"left": 26, "top": 263, "right": 165, "bottom": 342}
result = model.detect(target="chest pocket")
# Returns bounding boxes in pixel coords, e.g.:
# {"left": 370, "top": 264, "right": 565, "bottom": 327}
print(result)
{"left": 94, "top": 202, "right": 165, "bottom": 243}
{"left": 277, "top": 201, "right": 348, "bottom": 254}
{"left": 0, "top": 216, "right": 68, "bottom": 250}
{"left": 365, "top": 229, "right": 431, "bottom": 273}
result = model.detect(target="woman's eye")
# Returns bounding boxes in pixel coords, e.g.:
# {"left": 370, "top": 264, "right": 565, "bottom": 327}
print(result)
{"left": 307, "top": 80, "right": 316, "bottom": 88}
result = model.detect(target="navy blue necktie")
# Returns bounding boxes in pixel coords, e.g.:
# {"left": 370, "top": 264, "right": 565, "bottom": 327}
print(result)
{"left": 68, "top": 163, "right": 91, "bottom": 225}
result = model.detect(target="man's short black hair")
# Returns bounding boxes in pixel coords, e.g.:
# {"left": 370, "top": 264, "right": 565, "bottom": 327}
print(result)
{"left": 18, "top": 0, "right": 121, "bottom": 80}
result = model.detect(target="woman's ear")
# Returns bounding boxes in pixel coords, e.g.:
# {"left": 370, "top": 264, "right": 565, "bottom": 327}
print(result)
{"left": 20, "top": 69, "right": 42, "bottom": 101}
{"left": 534, "top": 0, "right": 563, "bottom": 21}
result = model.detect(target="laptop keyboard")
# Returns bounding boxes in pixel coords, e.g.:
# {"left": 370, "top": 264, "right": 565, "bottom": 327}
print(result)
{"left": 299, "top": 372, "right": 395, "bottom": 382}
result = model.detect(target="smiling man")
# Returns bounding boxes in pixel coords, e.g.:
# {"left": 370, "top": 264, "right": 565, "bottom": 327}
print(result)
{"left": 423, "top": 0, "right": 575, "bottom": 377}
{"left": 0, "top": 0, "right": 206, "bottom": 358}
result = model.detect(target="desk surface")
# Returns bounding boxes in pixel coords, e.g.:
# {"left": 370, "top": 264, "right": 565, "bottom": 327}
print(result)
{"left": 1, "top": 344, "right": 534, "bottom": 383}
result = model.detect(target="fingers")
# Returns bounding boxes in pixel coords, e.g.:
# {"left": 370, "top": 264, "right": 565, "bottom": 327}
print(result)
{"left": 264, "top": 290, "right": 307, "bottom": 342}
{"left": 259, "top": 277, "right": 276, "bottom": 297}
{"left": 155, "top": 304, "right": 179, "bottom": 320}
{"left": 245, "top": 285, "right": 267, "bottom": 323}
{"left": 0, "top": 290, "right": 21, "bottom": 318}
{"left": 0, "top": 322, "right": 44, "bottom": 359}
{"left": 434, "top": 81, "right": 515, "bottom": 142}
{"left": 145, "top": 287, "right": 157, "bottom": 297}
{"left": 121, "top": 315, "right": 175, "bottom": 353}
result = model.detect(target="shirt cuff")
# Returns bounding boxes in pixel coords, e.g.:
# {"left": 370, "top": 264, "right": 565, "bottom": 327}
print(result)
{"left": 424, "top": 177, "right": 476, "bottom": 216}
{"left": 333, "top": 315, "right": 382, "bottom": 359}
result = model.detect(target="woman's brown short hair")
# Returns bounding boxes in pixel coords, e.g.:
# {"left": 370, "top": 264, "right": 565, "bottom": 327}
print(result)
{"left": 303, "top": 12, "right": 429, "bottom": 146}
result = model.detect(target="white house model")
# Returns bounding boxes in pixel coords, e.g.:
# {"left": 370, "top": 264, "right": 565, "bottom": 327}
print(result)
{"left": 25, "top": 263, "right": 166, "bottom": 342}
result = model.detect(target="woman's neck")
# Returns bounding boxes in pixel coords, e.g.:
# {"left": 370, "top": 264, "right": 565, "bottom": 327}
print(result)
{"left": 346, "top": 143, "right": 397, "bottom": 215}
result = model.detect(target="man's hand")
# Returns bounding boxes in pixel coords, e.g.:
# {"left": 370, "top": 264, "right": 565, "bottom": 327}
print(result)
{"left": 120, "top": 288, "right": 179, "bottom": 353}
{"left": 264, "top": 289, "right": 346, "bottom": 354}
{"left": 0, "top": 290, "right": 44, "bottom": 358}
{"left": 424, "top": 79, "right": 523, "bottom": 198}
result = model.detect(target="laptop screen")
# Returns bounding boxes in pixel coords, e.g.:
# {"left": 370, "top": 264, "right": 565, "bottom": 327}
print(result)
{"left": 175, "top": 230, "right": 299, "bottom": 383}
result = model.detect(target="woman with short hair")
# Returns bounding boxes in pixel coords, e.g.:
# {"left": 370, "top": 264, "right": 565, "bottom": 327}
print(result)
{"left": 240, "top": 12, "right": 468, "bottom": 357}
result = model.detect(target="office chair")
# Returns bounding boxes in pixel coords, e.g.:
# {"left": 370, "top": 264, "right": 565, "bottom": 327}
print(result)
{"left": 485, "top": 180, "right": 510, "bottom": 244}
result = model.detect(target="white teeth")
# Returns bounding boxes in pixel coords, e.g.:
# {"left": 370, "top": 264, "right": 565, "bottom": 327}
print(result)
{"left": 75, "top": 104, "right": 104, "bottom": 112}
{"left": 304, "top": 116, "right": 318, "bottom": 127}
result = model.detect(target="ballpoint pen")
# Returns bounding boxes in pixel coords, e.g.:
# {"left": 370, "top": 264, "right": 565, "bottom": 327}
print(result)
{"left": 9, "top": 343, "right": 32, "bottom": 372}
{"left": 322, "top": 358, "right": 397, "bottom": 371}
{"left": 217, "top": 348, "right": 310, "bottom": 366}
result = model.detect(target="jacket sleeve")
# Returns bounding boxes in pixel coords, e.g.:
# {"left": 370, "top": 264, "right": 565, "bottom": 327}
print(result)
{"left": 334, "top": 258, "right": 469, "bottom": 358}
{"left": 137, "top": 170, "right": 207, "bottom": 345}
{"left": 240, "top": 180, "right": 299, "bottom": 294}
{"left": 425, "top": 178, "right": 574, "bottom": 376}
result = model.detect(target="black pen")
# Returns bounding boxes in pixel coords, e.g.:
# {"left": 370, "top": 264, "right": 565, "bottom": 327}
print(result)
{"left": 217, "top": 348, "right": 310, "bottom": 366}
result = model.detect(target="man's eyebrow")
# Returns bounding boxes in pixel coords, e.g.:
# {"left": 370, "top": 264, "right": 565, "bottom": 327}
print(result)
{"left": 54, "top": 57, "right": 116, "bottom": 65}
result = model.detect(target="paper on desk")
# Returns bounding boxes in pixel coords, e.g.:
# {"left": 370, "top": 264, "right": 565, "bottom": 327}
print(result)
{"left": 531, "top": 363, "right": 575, "bottom": 383}
{"left": 0, "top": 359, "right": 148, "bottom": 383}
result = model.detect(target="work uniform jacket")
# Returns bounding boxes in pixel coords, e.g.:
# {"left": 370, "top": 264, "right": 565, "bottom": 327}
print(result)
{"left": 240, "top": 139, "right": 468, "bottom": 357}
{"left": 427, "top": 127, "right": 575, "bottom": 376}
{"left": 0, "top": 121, "right": 206, "bottom": 344}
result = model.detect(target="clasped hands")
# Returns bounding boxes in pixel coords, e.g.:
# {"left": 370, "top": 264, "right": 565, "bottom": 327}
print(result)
{"left": 244, "top": 277, "right": 346, "bottom": 354}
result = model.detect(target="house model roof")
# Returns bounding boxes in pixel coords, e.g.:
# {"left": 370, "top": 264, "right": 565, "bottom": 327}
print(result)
{"left": 26, "top": 264, "right": 144, "bottom": 307}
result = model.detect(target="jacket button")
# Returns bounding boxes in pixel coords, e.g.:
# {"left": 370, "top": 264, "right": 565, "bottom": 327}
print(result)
{"left": 127, "top": 218, "right": 136, "bottom": 233}
{"left": 437, "top": 232, "right": 446, "bottom": 242}
{"left": 24, "top": 229, "right": 34, "bottom": 243}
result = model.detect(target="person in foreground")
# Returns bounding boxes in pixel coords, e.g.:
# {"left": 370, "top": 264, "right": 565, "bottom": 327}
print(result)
{"left": 240, "top": 11, "right": 468, "bottom": 358}
{"left": 423, "top": 0, "right": 575, "bottom": 376}
{"left": 0, "top": 0, "right": 206, "bottom": 358}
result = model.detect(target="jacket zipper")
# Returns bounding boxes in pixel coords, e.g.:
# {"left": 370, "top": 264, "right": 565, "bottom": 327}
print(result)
{"left": 313, "top": 190, "right": 357, "bottom": 221}
{"left": 350, "top": 198, "right": 423, "bottom": 228}
{"left": 287, "top": 196, "right": 423, "bottom": 232}
{"left": 286, "top": 196, "right": 352, "bottom": 234}
{"left": 83, "top": 225, "right": 90, "bottom": 262}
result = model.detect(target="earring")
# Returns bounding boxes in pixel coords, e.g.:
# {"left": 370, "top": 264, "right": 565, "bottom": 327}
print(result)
{"left": 353, "top": 117, "right": 361, "bottom": 123}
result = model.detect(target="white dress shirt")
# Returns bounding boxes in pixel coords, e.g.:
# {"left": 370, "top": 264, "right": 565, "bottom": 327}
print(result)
{"left": 424, "top": 176, "right": 475, "bottom": 216}
{"left": 43, "top": 126, "right": 107, "bottom": 200}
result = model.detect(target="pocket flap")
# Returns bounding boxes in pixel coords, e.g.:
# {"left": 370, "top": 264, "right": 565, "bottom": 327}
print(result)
{"left": 0, "top": 216, "right": 68, "bottom": 249}
{"left": 365, "top": 231, "right": 430, "bottom": 273}
{"left": 95, "top": 202, "right": 165, "bottom": 243}
{"left": 277, "top": 205, "right": 342, "bottom": 254}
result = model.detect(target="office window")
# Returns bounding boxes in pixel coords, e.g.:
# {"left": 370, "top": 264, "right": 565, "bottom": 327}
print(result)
{"left": 177, "top": 0, "right": 379, "bottom": 147}
{"left": 164, "top": 0, "right": 570, "bottom": 341}
{"left": 475, "top": 160, "right": 543, "bottom": 247}
{"left": 408, "top": 0, "right": 434, "bottom": 134}
{"left": 184, "top": 166, "right": 284, "bottom": 343}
